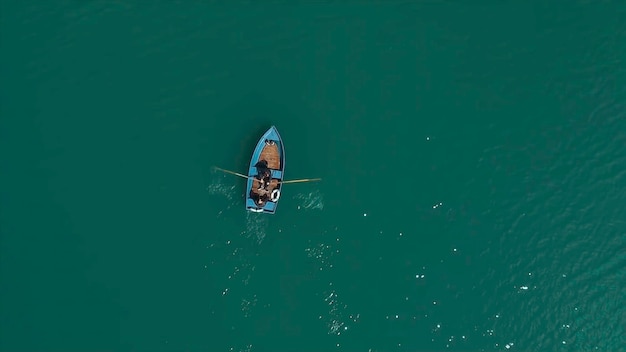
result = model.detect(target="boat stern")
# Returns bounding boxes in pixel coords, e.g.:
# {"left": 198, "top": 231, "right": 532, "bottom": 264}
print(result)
{"left": 246, "top": 198, "right": 277, "bottom": 214}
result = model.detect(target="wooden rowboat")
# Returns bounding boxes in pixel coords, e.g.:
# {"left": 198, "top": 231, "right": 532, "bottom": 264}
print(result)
{"left": 212, "top": 125, "right": 321, "bottom": 214}
{"left": 245, "top": 126, "right": 285, "bottom": 214}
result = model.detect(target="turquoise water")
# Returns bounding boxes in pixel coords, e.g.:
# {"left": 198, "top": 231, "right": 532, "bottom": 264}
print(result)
{"left": 1, "top": 2, "right": 625, "bottom": 351}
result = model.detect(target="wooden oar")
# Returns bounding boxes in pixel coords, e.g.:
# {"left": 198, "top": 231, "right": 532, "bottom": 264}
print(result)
{"left": 212, "top": 166, "right": 253, "bottom": 180}
{"left": 279, "top": 178, "right": 322, "bottom": 184}
{"left": 213, "top": 166, "right": 321, "bottom": 185}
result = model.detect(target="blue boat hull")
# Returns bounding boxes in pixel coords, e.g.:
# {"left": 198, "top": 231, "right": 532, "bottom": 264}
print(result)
{"left": 245, "top": 126, "right": 285, "bottom": 214}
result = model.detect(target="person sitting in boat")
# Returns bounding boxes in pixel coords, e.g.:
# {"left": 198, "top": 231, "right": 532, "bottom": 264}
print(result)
{"left": 254, "top": 160, "right": 272, "bottom": 190}
{"left": 256, "top": 193, "right": 269, "bottom": 207}
{"left": 254, "top": 160, "right": 269, "bottom": 178}
{"left": 250, "top": 189, "right": 268, "bottom": 207}
{"left": 260, "top": 170, "right": 271, "bottom": 190}
{"left": 257, "top": 185, "right": 271, "bottom": 197}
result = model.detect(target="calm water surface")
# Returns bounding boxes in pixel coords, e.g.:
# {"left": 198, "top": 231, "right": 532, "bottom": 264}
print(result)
{"left": 1, "top": 2, "right": 625, "bottom": 352}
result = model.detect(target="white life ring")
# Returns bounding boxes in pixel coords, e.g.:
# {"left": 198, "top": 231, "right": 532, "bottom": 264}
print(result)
{"left": 270, "top": 189, "right": 280, "bottom": 202}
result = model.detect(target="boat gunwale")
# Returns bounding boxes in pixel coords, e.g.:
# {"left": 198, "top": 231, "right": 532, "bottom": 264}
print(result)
{"left": 245, "top": 126, "right": 284, "bottom": 214}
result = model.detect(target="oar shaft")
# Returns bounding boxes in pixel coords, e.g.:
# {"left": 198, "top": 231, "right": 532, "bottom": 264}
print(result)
{"left": 280, "top": 178, "right": 322, "bottom": 184}
{"left": 213, "top": 166, "right": 321, "bottom": 185}
{"left": 213, "top": 166, "right": 252, "bottom": 179}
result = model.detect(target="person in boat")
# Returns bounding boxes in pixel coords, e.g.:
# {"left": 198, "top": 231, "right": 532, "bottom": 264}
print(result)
{"left": 254, "top": 160, "right": 271, "bottom": 190}
{"left": 250, "top": 189, "right": 269, "bottom": 207}
{"left": 260, "top": 169, "right": 271, "bottom": 190}
{"left": 254, "top": 160, "right": 269, "bottom": 178}
{"left": 256, "top": 193, "right": 269, "bottom": 207}
{"left": 257, "top": 185, "right": 271, "bottom": 197}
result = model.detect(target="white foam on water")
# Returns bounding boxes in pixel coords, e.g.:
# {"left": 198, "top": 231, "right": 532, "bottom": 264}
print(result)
{"left": 294, "top": 190, "right": 324, "bottom": 210}
{"left": 205, "top": 176, "right": 270, "bottom": 352}
{"left": 205, "top": 175, "right": 241, "bottom": 217}
{"left": 240, "top": 295, "right": 257, "bottom": 318}
{"left": 305, "top": 239, "right": 358, "bottom": 337}
{"left": 206, "top": 176, "right": 238, "bottom": 201}
{"left": 242, "top": 211, "right": 268, "bottom": 244}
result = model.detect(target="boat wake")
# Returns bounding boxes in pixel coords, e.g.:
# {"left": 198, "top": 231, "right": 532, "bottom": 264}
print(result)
{"left": 242, "top": 211, "right": 268, "bottom": 244}
{"left": 294, "top": 190, "right": 324, "bottom": 210}
{"left": 206, "top": 173, "right": 270, "bottom": 244}
{"left": 206, "top": 178, "right": 237, "bottom": 201}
